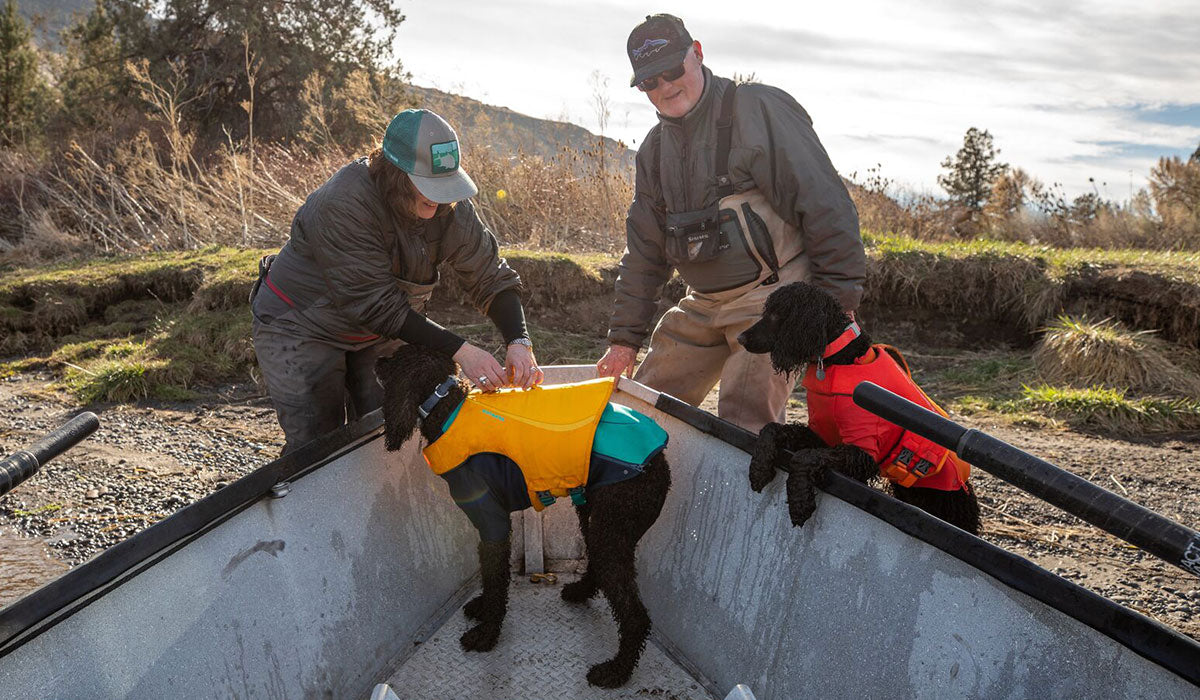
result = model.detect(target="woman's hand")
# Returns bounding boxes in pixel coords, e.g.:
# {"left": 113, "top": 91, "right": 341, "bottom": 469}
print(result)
{"left": 505, "top": 342, "right": 544, "bottom": 389}
{"left": 453, "top": 342, "right": 506, "bottom": 392}
{"left": 596, "top": 344, "right": 637, "bottom": 379}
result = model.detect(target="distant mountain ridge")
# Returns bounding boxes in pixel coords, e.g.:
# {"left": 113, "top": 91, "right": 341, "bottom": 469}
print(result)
{"left": 17, "top": 0, "right": 90, "bottom": 41}
{"left": 407, "top": 84, "right": 636, "bottom": 172}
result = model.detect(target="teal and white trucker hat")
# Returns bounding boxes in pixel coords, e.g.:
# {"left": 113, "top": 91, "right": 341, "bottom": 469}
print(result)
{"left": 381, "top": 109, "right": 478, "bottom": 203}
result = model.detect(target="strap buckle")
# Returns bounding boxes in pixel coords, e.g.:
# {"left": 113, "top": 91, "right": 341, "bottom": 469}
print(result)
{"left": 536, "top": 490, "right": 556, "bottom": 507}
{"left": 568, "top": 486, "right": 587, "bottom": 506}
{"left": 417, "top": 376, "right": 457, "bottom": 419}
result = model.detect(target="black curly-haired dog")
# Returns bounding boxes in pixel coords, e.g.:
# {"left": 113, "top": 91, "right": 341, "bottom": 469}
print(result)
{"left": 375, "top": 344, "right": 671, "bottom": 688}
{"left": 737, "top": 281, "right": 981, "bottom": 534}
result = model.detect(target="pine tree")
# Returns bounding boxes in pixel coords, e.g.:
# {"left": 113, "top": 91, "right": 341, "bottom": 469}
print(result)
{"left": 938, "top": 127, "right": 1008, "bottom": 212}
{"left": 0, "top": 0, "right": 43, "bottom": 145}
{"left": 58, "top": 0, "right": 125, "bottom": 131}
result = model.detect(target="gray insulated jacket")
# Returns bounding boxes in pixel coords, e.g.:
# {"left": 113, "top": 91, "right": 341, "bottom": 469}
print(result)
{"left": 608, "top": 68, "right": 866, "bottom": 348}
{"left": 260, "top": 158, "right": 521, "bottom": 345}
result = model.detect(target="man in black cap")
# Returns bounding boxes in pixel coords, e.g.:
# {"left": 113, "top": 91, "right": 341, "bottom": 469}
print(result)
{"left": 596, "top": 13, "right": 866, "bottom": 433}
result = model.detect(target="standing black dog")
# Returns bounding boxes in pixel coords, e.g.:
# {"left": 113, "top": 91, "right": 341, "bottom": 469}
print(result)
{"left": 375, "top": 344, "right": 671, "bottom": 688}
{"left": 737, "top": 281, "right": 980, "bottom": 534}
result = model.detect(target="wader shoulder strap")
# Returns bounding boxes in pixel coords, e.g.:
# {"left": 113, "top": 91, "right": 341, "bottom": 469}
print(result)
{"left": 715, "top": 83, "right": 740, "bottom": 198}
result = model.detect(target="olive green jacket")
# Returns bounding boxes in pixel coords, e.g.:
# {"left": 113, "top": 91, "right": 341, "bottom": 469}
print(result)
{"left": 608, "top": 68, "right": 865, "bottom": 348}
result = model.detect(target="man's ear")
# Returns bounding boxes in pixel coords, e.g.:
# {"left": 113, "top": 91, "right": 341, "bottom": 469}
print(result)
{"left": 693, "top": 40, "right": 703, "bottom": 63}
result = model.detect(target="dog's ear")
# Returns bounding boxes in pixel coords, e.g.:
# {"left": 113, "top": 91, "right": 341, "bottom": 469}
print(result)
{"left": 770, "top": 320, "right": 827, "bottom": 375}
{"left": 764, "top": 281, "right": 852, "bottom": 374}
{"left": 763, "top": 283, "right": 823, "bottom": 373}
{"left": 376, "top": 354, "right": 422, "bottom": 451}
{"left": 381, "top": 393, "right": 420, "bottom": 451}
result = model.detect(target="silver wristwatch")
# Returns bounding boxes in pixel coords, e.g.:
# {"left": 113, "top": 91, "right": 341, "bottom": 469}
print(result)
{"left": 508, "top": 337, "right": 533, "bottom": 348}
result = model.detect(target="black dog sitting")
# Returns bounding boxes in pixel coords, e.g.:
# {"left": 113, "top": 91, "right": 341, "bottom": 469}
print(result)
{"left": 376, "top": 344, "right": 671, "bottom": 688}
{"left": 737, "top": 281, "right": 981, "bottom": 534}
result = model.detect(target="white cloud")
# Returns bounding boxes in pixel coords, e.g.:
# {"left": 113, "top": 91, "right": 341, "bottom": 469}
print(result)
{"left": 396, "top": 0, "right": 1200, "bottom": 199}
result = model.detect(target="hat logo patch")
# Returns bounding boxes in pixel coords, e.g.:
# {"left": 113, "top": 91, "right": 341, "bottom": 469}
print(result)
{"left": 632, "top": 38, "right": 669, "bottom": 59}
{"left": 430, "top": 141, "right": 459, "bottom": 174}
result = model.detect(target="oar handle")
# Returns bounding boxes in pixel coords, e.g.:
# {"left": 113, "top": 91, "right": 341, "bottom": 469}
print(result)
{"left": 0, "top": 412, "right": 100, "bottom": 498}
{"left": 853, "top": 381, "right": 1200, "bottom": 578}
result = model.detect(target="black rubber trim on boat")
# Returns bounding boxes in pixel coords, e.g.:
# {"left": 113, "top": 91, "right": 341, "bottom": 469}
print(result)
{"left": 653, "top": 393, "right": 1200, "bottom": 689}
{"left": 0, "top": 410, "right": 387, "bottom": 659}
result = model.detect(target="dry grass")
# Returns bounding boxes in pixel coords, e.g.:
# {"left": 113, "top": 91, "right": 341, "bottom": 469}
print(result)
{"left": 1034, "top": 316, "right": 1200, "bottom": 399}
{"left": 2, "top": 71, "right": 632, "bottom": 264}
{"left": 468, "top": 143, "right": 632, "bottom": 254}
{"left": 0, "top": 137, "right": 630, "bottom": 263}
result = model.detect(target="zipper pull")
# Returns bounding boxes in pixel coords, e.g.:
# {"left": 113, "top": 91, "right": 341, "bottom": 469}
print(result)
{"left": 815, "top": 356, "right": 825, "bottom": 381}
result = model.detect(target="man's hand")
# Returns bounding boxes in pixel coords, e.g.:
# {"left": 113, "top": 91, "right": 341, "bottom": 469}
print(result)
{"left": 596, "top": 344, "right": 637, "bottom": 379}
{"left": 453, "top": 343, "right": 506, "bottom": 392}
{"left": 505, "top": 342, "right": 544, "bottom": 389}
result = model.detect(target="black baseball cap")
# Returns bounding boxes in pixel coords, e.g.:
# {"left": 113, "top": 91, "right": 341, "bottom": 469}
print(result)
{"left": 627, "top": 14, "right": 693, "bottom": 87}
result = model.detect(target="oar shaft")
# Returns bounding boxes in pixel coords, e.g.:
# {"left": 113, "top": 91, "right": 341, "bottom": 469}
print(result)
{"left": 0, "top": 413, "right": 100, "bottom": 497}
{"left": 853, "top": 381, "right": 1200, "bottom": 578}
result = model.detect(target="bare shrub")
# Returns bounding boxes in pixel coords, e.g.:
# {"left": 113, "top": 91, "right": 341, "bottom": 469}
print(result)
{"left": 468, "top": 141, "right": 632, "bottom": 253}
{"left": 847, "top": 166, "right": 956, "bottom": 240}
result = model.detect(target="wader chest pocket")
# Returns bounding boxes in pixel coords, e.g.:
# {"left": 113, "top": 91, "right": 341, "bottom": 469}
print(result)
{"left": 670, "top": 207, "right": 764, "bottom": 294}
{"left": 664, "top": 205, "right": 731, "bottom": 265}
{"left": 742, "top": 204, "right": 780, "bottom": 274}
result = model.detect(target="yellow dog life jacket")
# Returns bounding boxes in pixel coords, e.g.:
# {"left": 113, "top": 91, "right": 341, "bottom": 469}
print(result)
{"left": 422, "top": 378, "right": 616, "bottom": 511}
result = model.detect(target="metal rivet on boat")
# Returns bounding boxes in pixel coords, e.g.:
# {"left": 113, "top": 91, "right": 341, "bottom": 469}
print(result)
{"left": 270, "top": 481, "right": 291, "bottom": 499}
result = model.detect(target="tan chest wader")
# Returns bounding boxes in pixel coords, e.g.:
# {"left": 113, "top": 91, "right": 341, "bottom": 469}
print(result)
{"left": 633, "top": 84, "right": 812, "bottom": 433}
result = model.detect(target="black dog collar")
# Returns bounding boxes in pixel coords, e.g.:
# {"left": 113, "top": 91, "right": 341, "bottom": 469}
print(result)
{"left": 418, "top": 375, "right": 459, "bottom": 419}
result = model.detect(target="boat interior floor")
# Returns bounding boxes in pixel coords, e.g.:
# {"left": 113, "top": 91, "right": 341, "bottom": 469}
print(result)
{"left": 384, "top": 575, "right": 716, "bottom": 699}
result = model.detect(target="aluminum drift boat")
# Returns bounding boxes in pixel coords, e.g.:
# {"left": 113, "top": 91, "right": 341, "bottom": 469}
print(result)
{"left": 0, "top": 369, "right": 1197, "bottom": 699}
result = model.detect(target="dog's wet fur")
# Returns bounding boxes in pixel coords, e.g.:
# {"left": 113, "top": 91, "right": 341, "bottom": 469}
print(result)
{"left": 737, "top": 281, "right": 981, "bottom": 534}
{"left": 376, "top": 344, "right": 671, "bottom": 687}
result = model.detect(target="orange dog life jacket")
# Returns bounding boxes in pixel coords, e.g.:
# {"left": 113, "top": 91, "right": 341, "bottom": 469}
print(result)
{"left": 803, "top": 345, "right": 971, "bottom": 491}
{"left": 422, "top": 378, "right": 616, "bottom": 510}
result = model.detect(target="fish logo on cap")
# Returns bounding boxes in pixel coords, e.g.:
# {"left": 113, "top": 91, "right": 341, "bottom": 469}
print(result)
{"left": 632, "top": 38, "right": 669, "bottom": 59}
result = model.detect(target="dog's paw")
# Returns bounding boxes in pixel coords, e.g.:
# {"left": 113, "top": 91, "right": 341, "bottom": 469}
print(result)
{"left": 459, "top": 622, "right": 501, "bottom": 652}
{"left": 748, "top": 458, "right": 777, "bottom": 492}
{"left": 463, "top": 594, "right": 488, "bottom": 621}
{"left": 749, "top": 424, "right": 786, "bottom": 492}
{"left": 785, "top": 465, "right": 819, "bottom": 527}
{"left": 586, "top": 658, "right": 634, "bottom": 688}
{"left": 561, "top": 579, "right": 598, "bottom": 604}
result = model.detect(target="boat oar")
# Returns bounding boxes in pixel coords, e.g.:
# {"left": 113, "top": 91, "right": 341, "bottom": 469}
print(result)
{"left": 0, "top": 413, "right": 100, "bottom": 498}
{"left": 852, "top": 381, "right": 1200, "bottom": 579}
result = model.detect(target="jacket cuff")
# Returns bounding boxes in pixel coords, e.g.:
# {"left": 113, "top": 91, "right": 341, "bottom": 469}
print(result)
{"left": 606, "top": 332, "right": 644, "bottom": 350}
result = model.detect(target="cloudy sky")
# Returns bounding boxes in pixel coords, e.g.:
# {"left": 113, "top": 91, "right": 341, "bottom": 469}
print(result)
{"left": 396, "top": 0, "right": 1200, "bottom": 200}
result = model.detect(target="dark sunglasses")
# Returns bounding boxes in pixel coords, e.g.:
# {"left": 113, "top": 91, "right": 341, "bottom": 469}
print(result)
{"left": 636, "top": 63, "right": 687, "bottom": 92}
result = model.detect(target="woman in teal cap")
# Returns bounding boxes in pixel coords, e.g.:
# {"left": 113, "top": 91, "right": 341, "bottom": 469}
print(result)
{"left": 250, "top": 109, "right": 541, "bottom": 454}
